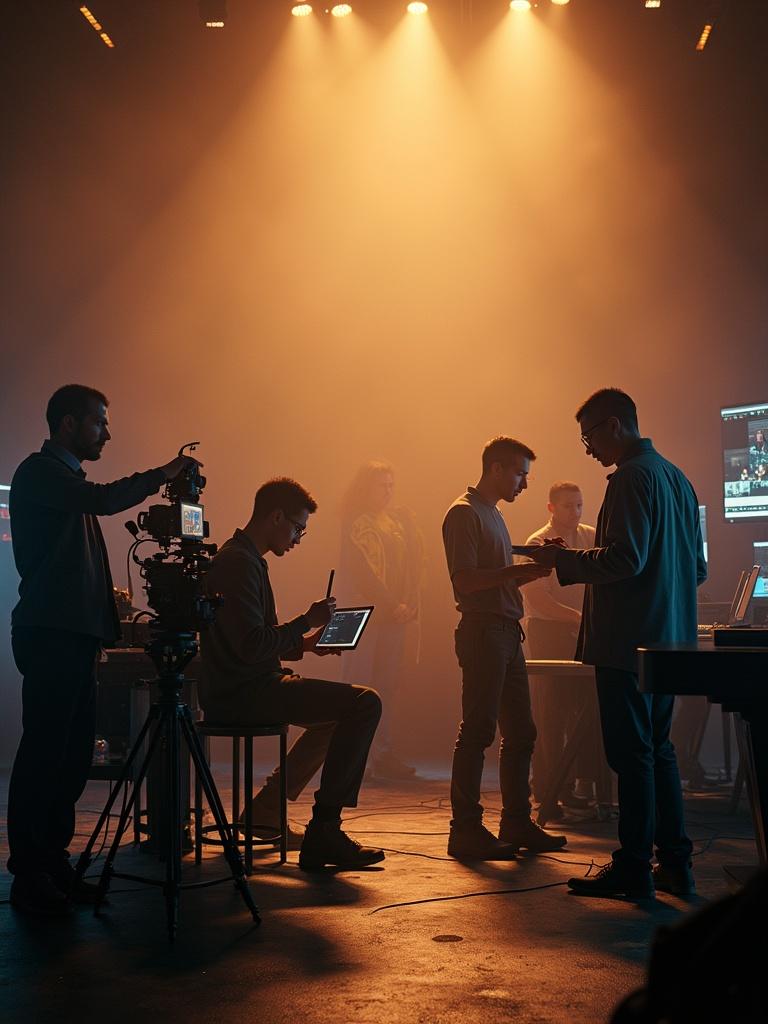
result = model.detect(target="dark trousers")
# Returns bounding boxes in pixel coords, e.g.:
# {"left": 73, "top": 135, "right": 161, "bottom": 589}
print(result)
{"left": 595, "top": 666, "right": 692, "bottom": 871}
{"left": 451, "top": 617, "right": 536, "bottom": 829}
{"left": 223, "top": 673, "right": 381, "bottom": 809}
{"left": 7, "top": 627, "right": 101, "bottom": 877}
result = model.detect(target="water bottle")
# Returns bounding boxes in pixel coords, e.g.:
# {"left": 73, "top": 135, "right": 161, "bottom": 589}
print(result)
{"left": 93, "top": 735, "right": 110, "bottom": 765}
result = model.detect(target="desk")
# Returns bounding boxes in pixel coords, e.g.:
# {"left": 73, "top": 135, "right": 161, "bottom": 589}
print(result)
{"left": 639, "top": 642, "right": 768, "bottom": 869}
{"left": 526, "top": 659, "right": 612, "bottom": 826}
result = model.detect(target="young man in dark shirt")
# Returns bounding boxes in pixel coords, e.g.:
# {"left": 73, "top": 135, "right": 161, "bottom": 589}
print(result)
{"left": 8, "top": 384, "right": 197, "bottom": 917}
{"left": 199, "top": 477, "right": 385, "bottom": 872}
{"left": 529, "top": 389, "right": 706, "bottom": 899}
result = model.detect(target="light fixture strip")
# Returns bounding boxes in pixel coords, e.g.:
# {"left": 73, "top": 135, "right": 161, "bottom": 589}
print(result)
{"left": 79, "top": 5, "right": 115, "bottom": 47}
{"left": 695, "top": 23, "right": 713, "bottom": 51}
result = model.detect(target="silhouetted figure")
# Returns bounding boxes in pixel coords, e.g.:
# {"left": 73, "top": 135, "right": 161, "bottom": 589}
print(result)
{"left": 442, "top": 436, "right": 567, "bottom": 861}
{"left": 7, "top": 384, "right": 196, "bottom": 916}
{"left": 199, "top": 477, "right": 385, "bottom": 871}
{"left": 529, "top": 388, "right": 706, "bottom": 900}
{"left": 523, "top": 480, "right": 599, "bottom": 813}
{"left": 339, "top": 460, "right": 424, "bottom": 781}
{"left": 748, "top": 428, "right": 768, "bottom": 477}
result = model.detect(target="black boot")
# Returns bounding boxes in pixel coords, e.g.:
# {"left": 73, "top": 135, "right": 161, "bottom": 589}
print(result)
{"left": 499, "top": 817, "right": 567, "bottom": 853}
{"left": 299, "top": 820, "right": 385, "bottom": 871}
{"left": 568, "top": 861, "right": 654, "bottom": 900}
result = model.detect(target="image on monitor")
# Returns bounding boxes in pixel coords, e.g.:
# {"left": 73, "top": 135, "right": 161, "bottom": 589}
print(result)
{"left": 753, "top": 542, "right": 768, "bottom": 600}
{"left": 721, "top": 402, "right": 768, "bottom": 521}
{"left": 180, "top": 501, "right": 205, "bottom": 539}
{"left": 698, "top": 504, "right": 707, "bottom": 566}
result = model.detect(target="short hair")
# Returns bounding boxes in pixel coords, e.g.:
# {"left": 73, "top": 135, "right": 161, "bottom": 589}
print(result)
{"left": 575, "top": 388, "right": 638, "bottom": 430}
{"left": 46, "top": 384, "right": 109, "bottom": 434}
{"left": 548, "top": 481, "right": 582, "bottom": 504}
{"left": 481, "top": 436, "right": 536, "bottom": 472}
{"left": 252, "top": 477, "right": 317, "bottom": 520}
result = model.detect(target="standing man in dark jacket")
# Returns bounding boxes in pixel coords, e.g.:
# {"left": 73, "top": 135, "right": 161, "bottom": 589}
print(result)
{"left": 529, "top": 389, "right": 706, "bottom": 899}
{"left": 8, "top": 384, "right": 197, "bottom": 916}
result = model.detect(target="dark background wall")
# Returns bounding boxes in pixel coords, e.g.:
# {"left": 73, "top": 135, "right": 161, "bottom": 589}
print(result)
{"left": 2, "top": 0, "right": 767, "bottom": 765}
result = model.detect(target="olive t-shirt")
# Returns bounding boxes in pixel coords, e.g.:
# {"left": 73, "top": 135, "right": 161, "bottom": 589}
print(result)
{"left": 442, "top": 487, "right": 524, "bottom": 619}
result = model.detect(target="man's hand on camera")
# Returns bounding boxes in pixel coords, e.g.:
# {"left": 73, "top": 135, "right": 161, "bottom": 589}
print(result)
{"left": 159, "top": 454, "right": 204, "bottom": 481}
{"left": 506, "top": 563, "right": 552, "bottom": 586}
{"left": 303, "top": 628, "right": 341, "bottom": 657}
{"left": 305, "top": 597, "right": 336, "bottom": 629}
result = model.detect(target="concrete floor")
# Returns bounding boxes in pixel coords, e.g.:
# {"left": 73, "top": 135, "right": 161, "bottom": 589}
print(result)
{"left": 0, "top": 764, "right": 756, "bottom": 1024}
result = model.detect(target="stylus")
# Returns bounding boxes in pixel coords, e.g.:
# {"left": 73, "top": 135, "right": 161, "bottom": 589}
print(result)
{"left": 326, "top": 569, "right": 335, "bottom": 600}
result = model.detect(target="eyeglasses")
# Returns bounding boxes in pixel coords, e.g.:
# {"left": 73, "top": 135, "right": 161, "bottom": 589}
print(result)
{"left": 285, "top": 515, "right": 307, "bottom": 539}
{"left": 580, "top": 417, "right": 611, "bottom": 449}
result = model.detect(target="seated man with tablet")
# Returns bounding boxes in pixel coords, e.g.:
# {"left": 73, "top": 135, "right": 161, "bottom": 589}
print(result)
{"left": 199, "top": 478, "right": 384, "bottom": 871}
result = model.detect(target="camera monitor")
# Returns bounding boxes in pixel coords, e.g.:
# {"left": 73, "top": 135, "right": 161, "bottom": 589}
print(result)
{"left": 180, "top": 501, "right": 205, "bottom": 539}
{"left": 315, "top": 606, "right": 374, "bottom": 650}
{"left": 753, "top": 543, "right": 768, "bottom": 601}
{"left": 698, "top": 505, "right": 708, "bottom": 566}
{"left": 721, "top": 402, "right": 768, "bottom": 521}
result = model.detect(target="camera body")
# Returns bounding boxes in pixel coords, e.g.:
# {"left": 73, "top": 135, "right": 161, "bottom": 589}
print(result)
{"left": 129, "top": 444, "right": 221, "bottom": 636}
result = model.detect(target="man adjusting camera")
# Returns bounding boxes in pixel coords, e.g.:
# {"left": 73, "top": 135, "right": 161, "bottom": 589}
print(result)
{"left": 199, "top": 478, "right": 385, "bottom": 872}
{"left": 7, "top": 384, "right": 199, "bottom": 917}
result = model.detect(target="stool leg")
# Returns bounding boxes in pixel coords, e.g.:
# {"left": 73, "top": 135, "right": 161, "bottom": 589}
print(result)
{"left": 233, "top": 736, "right": 240, "bottom": 847}
{"left": 279, "top": 730, "right": 288, "bottom": 864}
{"left": 194, "top": 735, "right": 206, "bottom": 864}
{"left": 244, "top": 736, "right": 253, "bottom": 875}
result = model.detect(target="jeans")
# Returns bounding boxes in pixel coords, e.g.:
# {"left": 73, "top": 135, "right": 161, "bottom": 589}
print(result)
{"left": 7, "top": 627, "right": 101, "bottom": 876}
{"left": 595, "top": 666, "right": 693, "bottom": 871}
{"left": 209, "top": 673, "right": 381, "bottom": 809}
{"left": 450, "top": 616, "right": 536, "bottom": 829}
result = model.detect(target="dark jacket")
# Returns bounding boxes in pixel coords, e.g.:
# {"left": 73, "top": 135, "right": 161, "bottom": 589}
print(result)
{"left": 10, "top": 443, "right": 165, "bottom": 644}
{"left": 198, "top": 530, "right": 310, "bottom": 714}
{"left": 554, "top": 439, "right": 707, "bottom": 673}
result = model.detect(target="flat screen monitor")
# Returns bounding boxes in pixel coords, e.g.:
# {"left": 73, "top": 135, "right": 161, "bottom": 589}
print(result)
{"left": 698, "top": 505, "right": 707, "bottom": 566}
{"left": 180, "top": 501, "right": 205, "bottom": 539}
{"left": 721, "top": 402, "right": 768, "bottom": 521}
{"left": 753, "top": 542, "right": 768, "bottom": 600}
{"left": 0, "top": 484, "right": 10, "bottom": 547}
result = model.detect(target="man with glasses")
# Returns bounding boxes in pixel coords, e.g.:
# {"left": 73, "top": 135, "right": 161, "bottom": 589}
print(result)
{"left": 528, "top": 389, "right": 706, "bottom": 900}
{"left": 199, "top": 477, "right": 385, "bottom": 871}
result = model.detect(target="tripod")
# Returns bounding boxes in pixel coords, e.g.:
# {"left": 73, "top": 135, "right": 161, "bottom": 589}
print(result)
{"left": 75, "top": 630, "right": 260, "bottom": 940}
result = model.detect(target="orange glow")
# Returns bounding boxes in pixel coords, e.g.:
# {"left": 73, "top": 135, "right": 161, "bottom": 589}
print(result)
{"left": 509, "top": 0, "right": 532, "bottom": 11}
{"left": 99, "top": 32, "right": 115, "bottom": 48}
{"left": 696, "top": 23, "right": 713, "bottom": 51}
{"left": 331, "top": 4, "right": 352, "bottom": 16}
{"left": 205, "top": 21, "right": 225, "bottom": 28}
{"left": 645, "top": 1, "right": 661, "bottom": 8}
{"left": 292, "top": 4, "right": 313, "bottom": 15}
{"left": 550, "top": 0, "right": 571, "bottom": 6}
{"left": 407, "top": 2, "right": 429, "bottom": 14}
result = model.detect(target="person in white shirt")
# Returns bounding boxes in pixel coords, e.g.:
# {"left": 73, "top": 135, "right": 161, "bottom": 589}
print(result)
{"left": 522, "top": 481, "right": 598, "bottom": 815}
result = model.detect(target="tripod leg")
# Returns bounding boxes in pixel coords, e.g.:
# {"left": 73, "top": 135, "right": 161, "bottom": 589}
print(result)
{"left": 75, "top": 705, "right": 159, "bottom": 882}
{"left": 181, "top": 711, "right": 260, "bottom": 924}
{"left": 93, "top": 710, "right": 167, "bottom": 912}
{"left": 163, "top": 706, "right": 183, "bottom": 941}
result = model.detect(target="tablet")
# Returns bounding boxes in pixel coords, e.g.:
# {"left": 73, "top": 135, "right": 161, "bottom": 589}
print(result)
{"left": 315, "top": 606, "right": 374, "bottom": 650}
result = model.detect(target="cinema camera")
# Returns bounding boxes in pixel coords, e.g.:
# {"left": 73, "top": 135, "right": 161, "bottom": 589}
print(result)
{"left": 127, "top": 442, "right": 220, "bottom": 635}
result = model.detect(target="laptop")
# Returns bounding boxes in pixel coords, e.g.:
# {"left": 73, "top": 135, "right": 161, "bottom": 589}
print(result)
{"left": 697, "top": 565, "right": 760, "bottom": 636}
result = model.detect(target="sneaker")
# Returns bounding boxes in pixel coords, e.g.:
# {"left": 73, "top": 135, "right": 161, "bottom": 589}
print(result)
{"left": 568, "top": 861, "right": 654, "bottom": 900}
{"left": 10, "top": 872, "right": 74, "bottom": 918}
{"left": 499, "top": 818, "right": 567, "bottom": 853}
{"left": 447, "top": 823, "right": 518, "bottom": 861}
{"left": 652, "top": 862, "right": 696, "bottom": 896}
{"left": 299, "top": 820, "right": 385, "bottom": 871}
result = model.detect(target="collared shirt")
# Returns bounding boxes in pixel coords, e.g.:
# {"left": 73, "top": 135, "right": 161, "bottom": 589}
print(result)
{"left": 199, "top": 529, "right": 311, "bottom": 714}
{"left": 10, "top": 442, "right": 165, "bottom": 643}
{"left": 442, "top": 486, "right": 524, "bottom": 620}
{"left": 522, "top": 520, "right": 596, "bottom": 622}
{"left": 553, "top": 438, "right": 707, "bottom": 673}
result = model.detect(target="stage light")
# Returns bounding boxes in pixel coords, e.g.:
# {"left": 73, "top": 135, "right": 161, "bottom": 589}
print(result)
{"left": 509, "top": 0, "right": 532, "bottom": 11}
{"left": 199, "top": 0, "right": 227, "bottom": 27}
{"left": 407, "top": 2, "right": 429, "bottom": 14}
{"left": 292, "top": 3, "right": 313, "bottom": 15}
{"left": 550, "top": 0, "right": 571, "bottom": 6}
{"left": 645, "top": 1, "right": 661, "bottom": 8}
{"left": 696, "top": 23, "right": 713, "bottom": 51}
{"left": 331, "top": 4, "right": 352, "bottom": 15}
{"left": 78, "top": 6, "right": 114, "bottom": 47}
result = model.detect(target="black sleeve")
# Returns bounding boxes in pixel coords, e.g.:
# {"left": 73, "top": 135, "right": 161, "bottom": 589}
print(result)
{"left": 15, "top": 456, "right": 166, "bottom": 516}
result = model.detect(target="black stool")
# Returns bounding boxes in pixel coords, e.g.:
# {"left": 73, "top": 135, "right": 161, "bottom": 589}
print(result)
{"left": 194, "top": 721, "right": 288, "bottom": 873}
